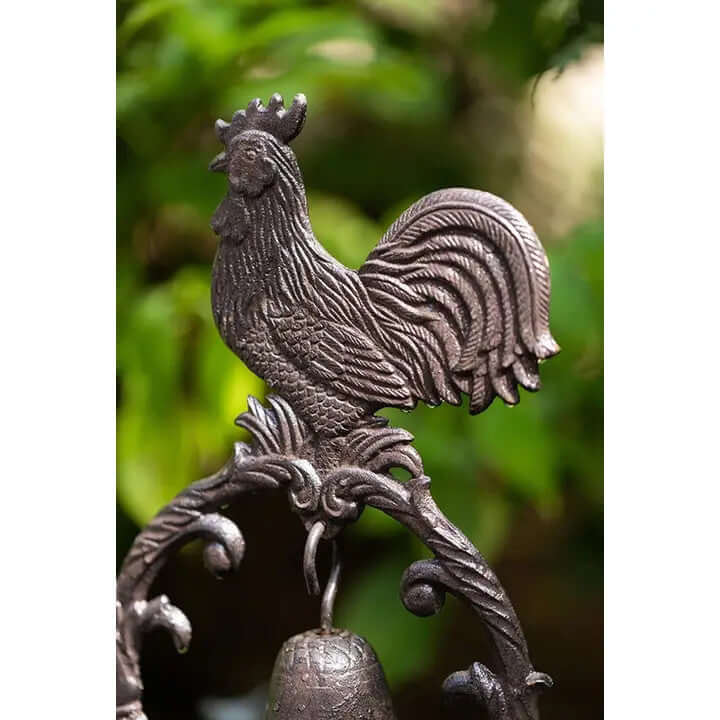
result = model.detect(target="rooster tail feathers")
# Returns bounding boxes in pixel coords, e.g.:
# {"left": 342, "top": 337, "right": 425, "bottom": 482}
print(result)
{"left": 512, "top": 355, "right": 542, "bottom": 392}
{"left": 470, "top": 370, "right": 494, "bottom": 414}
{"left": 359, "top": 188, "right": 558, "bottom": 414}
{"left": 535, "top": 332, "right": 561, "bottom": 360}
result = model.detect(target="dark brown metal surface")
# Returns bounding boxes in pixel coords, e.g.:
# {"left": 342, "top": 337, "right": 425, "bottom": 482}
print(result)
{"left": 266, "top": 629, "right": 395, "bottom": 720}
{"left": 116, "top": 93, "right": 559, "bottom": 720}
{"left": 210, "top": 93, "right": 557, "bottom": 441}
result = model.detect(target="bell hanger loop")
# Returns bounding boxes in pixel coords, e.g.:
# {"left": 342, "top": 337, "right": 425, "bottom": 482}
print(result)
{"left": 303, "top": 520, "right": 342, "bottom": 631}
{"left": 320, "top": 541, "right": 341, "bottom": 631}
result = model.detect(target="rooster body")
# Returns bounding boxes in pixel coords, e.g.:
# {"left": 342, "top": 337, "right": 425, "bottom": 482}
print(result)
{"left": 210, "top": 94, "right": 558, "bottom": 439}
{"left": 211, "top": 189, "right": 395, "bottom": 436}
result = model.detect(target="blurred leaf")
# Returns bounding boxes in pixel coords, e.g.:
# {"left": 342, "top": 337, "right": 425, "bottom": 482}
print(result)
{"left": 473, "top": 397, "right": 561, "bottom": 514}
{"left": 307, "top": 192, "right": 380, "bottom": 268}
{"left": 359, "top": 0, "right": 446, "bottom": 32}
{"left": 118, "top": 0, "right": 181, "bottom": 48}
{"left": 117, "top": 267, "right": 264, "bottom": 525}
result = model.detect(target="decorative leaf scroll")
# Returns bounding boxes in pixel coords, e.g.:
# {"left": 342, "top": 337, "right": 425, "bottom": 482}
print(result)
{"left": 117, "top": 397, "right": 550, "bottom": 720}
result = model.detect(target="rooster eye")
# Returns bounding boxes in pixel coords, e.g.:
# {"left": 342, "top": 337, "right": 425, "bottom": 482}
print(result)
{"left": 244, "top": 149, "right": 257, "bottom": 161}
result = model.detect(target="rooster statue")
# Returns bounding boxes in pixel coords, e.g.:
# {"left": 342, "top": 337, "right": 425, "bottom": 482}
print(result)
{"left": 115, "top": 92, "right": 558, "bottom": 720}
{"left": 209, "top": 93, "right": 559, "bottom": 446}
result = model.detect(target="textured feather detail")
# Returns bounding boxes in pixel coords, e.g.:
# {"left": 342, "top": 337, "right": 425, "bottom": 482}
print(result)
{"left": 339, "top": 425, "right": 424, "bottom": 477}
{"left": 359, "top": 188, "right": 559, "bottom": 414}
{"left": 267, "top": 308, "right": 413, "bottom": 407}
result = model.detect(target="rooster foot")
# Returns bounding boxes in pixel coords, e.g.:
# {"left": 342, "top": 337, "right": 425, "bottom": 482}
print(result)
{"left": 338, "top": 423, "right": 424, "bottom": 479}
{"left": 234, "top": 394, "right": 312, "bottom": 458}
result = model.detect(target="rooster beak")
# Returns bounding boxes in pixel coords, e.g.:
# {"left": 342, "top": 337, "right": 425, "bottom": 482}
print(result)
{"left": 209, "top": 151, "right": 228, "bottom": 173}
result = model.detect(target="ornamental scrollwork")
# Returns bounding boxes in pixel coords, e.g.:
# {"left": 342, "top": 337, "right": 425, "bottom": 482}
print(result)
{"left": 117, "top": 397, "right": 551, "bottom": 720}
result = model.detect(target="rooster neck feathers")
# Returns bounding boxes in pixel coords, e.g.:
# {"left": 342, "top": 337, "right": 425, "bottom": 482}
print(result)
{"left": 211, "top": 144, "right": 350, "bottom": 314}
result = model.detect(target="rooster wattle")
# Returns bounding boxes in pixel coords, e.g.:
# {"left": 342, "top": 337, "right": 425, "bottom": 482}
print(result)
{"left": 209, "top": 93, "right": 559, "bottom": 439}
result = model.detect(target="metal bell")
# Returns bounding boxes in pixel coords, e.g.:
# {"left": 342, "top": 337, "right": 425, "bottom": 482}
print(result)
{"left": 266, "top": 628, "right": 395, "bottom": 720}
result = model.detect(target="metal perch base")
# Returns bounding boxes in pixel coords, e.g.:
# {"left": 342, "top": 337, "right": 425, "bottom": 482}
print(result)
{"left": 116, "top": 397, "right": 551, "bottom": 720}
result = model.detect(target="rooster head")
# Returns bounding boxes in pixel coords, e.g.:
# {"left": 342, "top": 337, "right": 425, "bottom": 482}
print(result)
{"left": 209, "top": 93, "right": 307, "bottom": 198}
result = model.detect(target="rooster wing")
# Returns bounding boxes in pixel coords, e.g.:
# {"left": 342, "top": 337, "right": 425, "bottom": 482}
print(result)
{"left": 359, "top": 188, "right": 559, "bottom": 414}
{"left": 265, "top": 302, "right": 413, "bottom": 408}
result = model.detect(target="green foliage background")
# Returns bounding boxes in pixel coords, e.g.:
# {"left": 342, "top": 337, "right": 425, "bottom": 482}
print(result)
{"left": 117, "top": 1, "right": 603, "bottom": 717}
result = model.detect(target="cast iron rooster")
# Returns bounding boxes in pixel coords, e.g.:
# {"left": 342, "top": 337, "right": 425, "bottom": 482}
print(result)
{"left": 209, "top": 93, "right": 558, "bottom": 440}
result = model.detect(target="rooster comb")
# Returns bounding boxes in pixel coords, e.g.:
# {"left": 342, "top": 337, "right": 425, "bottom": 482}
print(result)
{"left": 215, "top": 93, "right": 307, "bottom": 147}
